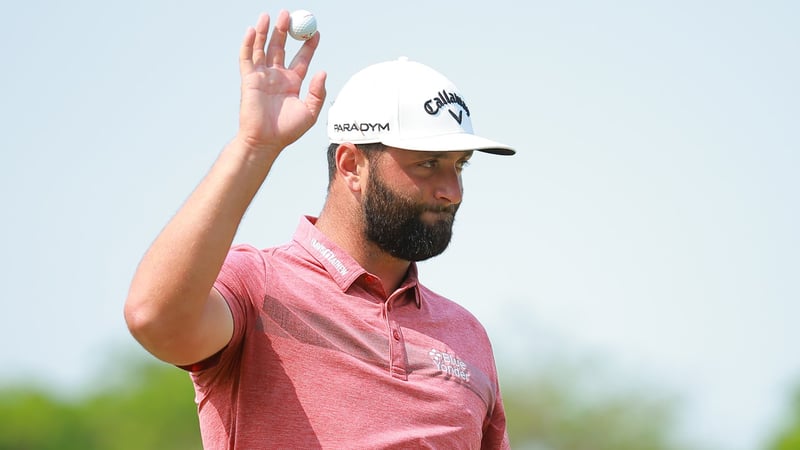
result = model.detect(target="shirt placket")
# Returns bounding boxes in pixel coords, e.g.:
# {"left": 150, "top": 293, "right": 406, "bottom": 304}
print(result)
{"left": 383, "top": 291, "right": 410, "bottom": 381}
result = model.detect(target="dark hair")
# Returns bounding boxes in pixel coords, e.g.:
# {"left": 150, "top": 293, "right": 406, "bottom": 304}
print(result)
{"left": 326, "top": 142, "right": 386, "bottom": 187}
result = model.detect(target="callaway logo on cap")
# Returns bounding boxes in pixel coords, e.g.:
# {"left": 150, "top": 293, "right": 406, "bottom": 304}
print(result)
{"left": 327, "top": 57, "right": 515, "bottom": 156}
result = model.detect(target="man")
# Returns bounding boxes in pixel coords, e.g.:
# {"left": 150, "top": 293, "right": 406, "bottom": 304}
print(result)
{"left": 124, "top": 10, "right": 515, "bottom": 449}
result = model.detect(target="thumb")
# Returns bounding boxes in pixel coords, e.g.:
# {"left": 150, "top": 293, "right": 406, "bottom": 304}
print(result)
{"left": 304, "top": 71, "right": 327, "bottom": 121}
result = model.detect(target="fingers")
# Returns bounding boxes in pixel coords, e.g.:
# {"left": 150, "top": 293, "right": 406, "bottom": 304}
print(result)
{"left": 239, "top": 13, "right": 269, "bottom": 75}
{"left": 287, "top": 32, "right": 321, "bottom": 80}
{"left": 304, "top": 71, "right": 328, "bottom": 120}
{"left": 252, "top": 13, "right": 270, "bottom": 68}
{"left": 265, "top": 10, "right": 289, "bottom": 68}
{"left": 239, "top": 26, "right": 256, "bottom": 75}
{"left": 240, "top": 11, "right": 321, "bottom": 79}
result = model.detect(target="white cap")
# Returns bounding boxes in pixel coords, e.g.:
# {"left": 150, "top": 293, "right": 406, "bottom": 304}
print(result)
{"left": 327, "top": 57, "right": 515, "bottom": 156}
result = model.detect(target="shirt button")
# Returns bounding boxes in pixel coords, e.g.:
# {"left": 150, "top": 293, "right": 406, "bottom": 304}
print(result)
{"left": 393, "top": 330, "right": 401, "bottom": 341}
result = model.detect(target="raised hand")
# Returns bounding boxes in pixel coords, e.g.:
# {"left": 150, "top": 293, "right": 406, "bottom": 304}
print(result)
{"left": 237, "top": 11, "right": 327, "bottom": 157}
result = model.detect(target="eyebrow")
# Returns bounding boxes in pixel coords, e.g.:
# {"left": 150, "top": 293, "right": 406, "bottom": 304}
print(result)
{"left": 415, "top": 151, "right": 473, "bottom": 159}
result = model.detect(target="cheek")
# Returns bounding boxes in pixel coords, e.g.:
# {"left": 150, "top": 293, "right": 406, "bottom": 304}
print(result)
{"left": 376, "top": 171, "right": 423, "bottom": 200}
{"left": 400, "top": 182, "right": 428, "bottom": 203}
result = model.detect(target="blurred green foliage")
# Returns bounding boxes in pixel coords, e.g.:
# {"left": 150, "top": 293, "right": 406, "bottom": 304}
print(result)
{"left": 2, "top": 354, "right": 796, "bottom": 449}
{"left": 502, "top": 361, "right": 691, "bottom": 450}
{"left": 0, "top": 359, "right": 201, "bottom": 450}
{"left": 768, "top": 383, "right": 800, "bottom": 450}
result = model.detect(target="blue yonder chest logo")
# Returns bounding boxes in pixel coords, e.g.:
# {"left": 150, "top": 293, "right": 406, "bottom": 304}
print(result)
{"left": 429, "top": 348, "right": 471, "bottom": 383}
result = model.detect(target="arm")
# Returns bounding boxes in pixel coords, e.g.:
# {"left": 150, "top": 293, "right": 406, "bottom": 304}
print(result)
{"left": 123, "top": 11, "right": 327, "bottom": 366}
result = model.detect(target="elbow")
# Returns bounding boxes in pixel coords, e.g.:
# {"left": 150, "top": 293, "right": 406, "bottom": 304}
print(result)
{"left": 123, "top": 281, "right": 172, "bottom": 346}
{"left": 123, "top": 291, "right": 178, "bottom": 362}
{"left": 123, "top": 292, "right": 155, "bottom": 342}
{"left": 123, "top": 287, "right": 208, "bottom": 364}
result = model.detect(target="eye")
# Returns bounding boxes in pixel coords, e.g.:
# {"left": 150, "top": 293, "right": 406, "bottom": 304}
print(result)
{"left": 419, "top": 159, "right": 439, "bottom": 169}
{"left": 457, "top": 159, "right": 471, "bottom": 170}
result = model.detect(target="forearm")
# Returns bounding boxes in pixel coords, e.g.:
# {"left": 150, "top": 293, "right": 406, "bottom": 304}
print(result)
{"left": 125, "top": 9, "right": 325, "bottom": 363}
{"left": 125, "top": 137, "right": 277, "bottom": 342}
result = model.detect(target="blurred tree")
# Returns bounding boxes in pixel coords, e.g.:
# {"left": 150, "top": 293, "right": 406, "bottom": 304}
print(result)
{"left": 0, "top": 352, "right": 708, "bottom": 449}
{"left": 0, "top": 358, "right": 200, "bottom": 450}
{"left": 502, "top": 360, "right": 698, "bottom": 450}
{"left": 768, "top": 383, "right": 800, "bottom": 450}
{"left": 0, "top": 387, "right": 92, "bottom": 450}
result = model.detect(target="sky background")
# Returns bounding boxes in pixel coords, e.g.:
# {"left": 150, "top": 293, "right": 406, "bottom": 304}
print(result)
{"left": 1, "top": 1, "right": 798, "bottom": 449}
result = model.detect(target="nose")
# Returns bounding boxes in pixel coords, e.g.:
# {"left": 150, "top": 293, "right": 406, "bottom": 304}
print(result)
{"left": 434, "top": 167, "right": 464, "bottom": 205}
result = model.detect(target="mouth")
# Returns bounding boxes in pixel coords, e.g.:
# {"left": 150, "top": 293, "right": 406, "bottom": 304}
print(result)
{"left": 420, "top": 207, "right": 456, "bottom": 223}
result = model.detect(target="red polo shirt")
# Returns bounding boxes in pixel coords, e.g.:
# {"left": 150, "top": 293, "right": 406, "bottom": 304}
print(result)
{"left": 190, "top": 216, "right": 509, "bottom": 449}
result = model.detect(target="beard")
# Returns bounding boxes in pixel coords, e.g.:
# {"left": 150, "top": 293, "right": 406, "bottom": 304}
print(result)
{"left": 363, "top": 169, "right": 459, "bottom": 262}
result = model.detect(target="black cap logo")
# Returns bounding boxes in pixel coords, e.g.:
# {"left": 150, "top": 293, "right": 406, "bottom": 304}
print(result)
{"left": 423, "top": 90, "right": 471, "bottom": 125}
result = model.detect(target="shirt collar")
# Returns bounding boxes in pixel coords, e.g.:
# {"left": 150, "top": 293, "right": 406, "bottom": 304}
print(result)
{"left": 401, "top": 263, "right": 422, "bottom": 308}
{"left": 293, "top": 216, "right": 421, "bottom": 307}
{"left": 294, "top": 216, "right": 366, "bottom": 292}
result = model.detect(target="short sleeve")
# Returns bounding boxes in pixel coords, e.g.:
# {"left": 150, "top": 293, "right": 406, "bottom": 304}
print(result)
{"left": 185, "top": 244, "right": 266, "bottom": 374}
{"left": 215, "top": 243, "right": 267, "bottom": 348}
{"left": 481, "top": 386, "right": 510, "bottom": 449}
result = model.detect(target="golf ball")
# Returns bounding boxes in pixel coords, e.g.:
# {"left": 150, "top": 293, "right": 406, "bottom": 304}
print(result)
{"left": 288, "top": 10, "right": 317, "bottom": 41}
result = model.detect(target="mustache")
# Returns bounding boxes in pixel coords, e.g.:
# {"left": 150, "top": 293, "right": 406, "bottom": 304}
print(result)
{"left": 420, "top": 203, "right": 460, "bottom": 215}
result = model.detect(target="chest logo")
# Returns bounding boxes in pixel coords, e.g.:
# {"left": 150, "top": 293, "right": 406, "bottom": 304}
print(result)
{"left": 428, "top": 349, "right": 471, "bottom": 383}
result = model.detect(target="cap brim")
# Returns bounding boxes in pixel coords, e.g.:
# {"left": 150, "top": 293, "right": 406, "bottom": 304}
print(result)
{"left": 378, "top": 132, "right": 515, "bottom": 156}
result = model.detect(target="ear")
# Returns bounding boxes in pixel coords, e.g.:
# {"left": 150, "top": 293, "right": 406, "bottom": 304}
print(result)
{"left": 335, "top": 143, "right": 368, "bottom": 193}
